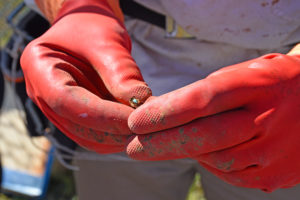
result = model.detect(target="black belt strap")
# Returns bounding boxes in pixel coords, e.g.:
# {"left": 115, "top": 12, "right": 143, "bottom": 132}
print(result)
{"left": 120, "top": 0, "right": 165, "bottom": 29}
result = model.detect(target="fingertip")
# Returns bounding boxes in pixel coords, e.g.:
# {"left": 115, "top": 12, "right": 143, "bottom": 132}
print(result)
{"left": 126, "top": 135, "right": 146, "bottom": 160}
{"left": 128, "top": 102, "right": 165, "bottom": 134}
{"left": 126, "top": 84, "right": 152, "bottom": 107}
{"left": 127, "top": 108, "right": 156, "bottom": 134}
{"left": 127, "top": 96, "right": 158, "bottom": 133}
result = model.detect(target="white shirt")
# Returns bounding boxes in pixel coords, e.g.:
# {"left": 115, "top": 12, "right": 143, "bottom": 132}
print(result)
{"left": 134, "top": 0, "right": 300, "bottom": 49}
{"left": 128, "top": 0, "right": 300, "bottom": 95}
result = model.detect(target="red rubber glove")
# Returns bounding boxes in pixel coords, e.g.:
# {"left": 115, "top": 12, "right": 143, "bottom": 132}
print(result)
{"left": 20, "top": 0, "right": 151, "bottom": 154}
{"left": 127, "top": 53, "right": 300, "bottom": 191}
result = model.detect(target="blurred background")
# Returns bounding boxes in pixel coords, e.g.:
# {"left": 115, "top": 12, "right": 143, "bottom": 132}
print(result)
{"left": 0, "top": 1, "right": 77, "bottom": 199}
{"left": 0, "top": 1, "right": 205, "bottom": 200}
{"left": 0, "top": 0, "right": 24, "bottom": 47}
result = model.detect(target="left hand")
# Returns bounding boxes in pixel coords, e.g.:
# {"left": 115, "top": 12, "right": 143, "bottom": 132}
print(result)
{"left": 20, "top": 0, "right": 151, "bottom": 154}
{"left": 126, "top": 53, "right": 300, "bottom": 191}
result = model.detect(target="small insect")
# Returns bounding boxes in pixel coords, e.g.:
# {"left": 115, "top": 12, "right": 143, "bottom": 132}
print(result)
{"left": 129, "top": 97, "right": 140, "bottom": 108}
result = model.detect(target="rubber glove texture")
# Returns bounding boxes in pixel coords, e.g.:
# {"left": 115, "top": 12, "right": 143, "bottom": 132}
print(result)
{"left": 20, "top": 0, "right": 151, "bottom": 154}
{"left": 127, "top": 53, "right": 300, "bottom": 191}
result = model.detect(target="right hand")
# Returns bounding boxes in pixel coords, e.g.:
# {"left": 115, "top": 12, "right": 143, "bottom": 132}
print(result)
{"left": 20, "top": 0, "right": 151, "bottom": 154}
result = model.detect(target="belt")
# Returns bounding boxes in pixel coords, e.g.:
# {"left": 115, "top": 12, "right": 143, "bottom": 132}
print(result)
{"left": 120, "top": 0, "right": 194, "bottom": 39}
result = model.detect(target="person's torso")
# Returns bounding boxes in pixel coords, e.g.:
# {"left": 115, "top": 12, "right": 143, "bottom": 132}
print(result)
{"left": 126, "top": 0, "right": 300, "bottom": 95}
{"left": 133, "top": 0, "right": 300, "bottom": 49}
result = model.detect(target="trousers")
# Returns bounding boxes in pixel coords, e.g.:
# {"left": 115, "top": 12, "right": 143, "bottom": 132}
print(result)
{"left": 74, "top": 152, "right": 300, "bottom": 200}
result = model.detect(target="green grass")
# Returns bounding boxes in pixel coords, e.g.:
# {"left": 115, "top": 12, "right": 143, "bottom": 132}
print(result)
{"left": 45, "top": 161, "right": 77, "bottom": 200}
{"left": 0, "top": 0, "right": 23, "bottom": 47}
{"left": 186, "top": 173, "right": 206, "bottom": 200}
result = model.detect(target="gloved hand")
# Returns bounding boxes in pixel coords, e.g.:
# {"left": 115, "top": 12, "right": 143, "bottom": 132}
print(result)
{"left": 20, "top": 0, "right": 151, "bottom": 154}
{"left": 127, "top": 53, "right": 300, "bottom": 191}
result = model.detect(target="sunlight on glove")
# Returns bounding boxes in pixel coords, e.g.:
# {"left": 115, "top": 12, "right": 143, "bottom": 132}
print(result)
{"left": 127, "top": 53, "right": 300, "bottom": 192}
{"left": 21, "top": 0, "right": 151, "bottom": 154}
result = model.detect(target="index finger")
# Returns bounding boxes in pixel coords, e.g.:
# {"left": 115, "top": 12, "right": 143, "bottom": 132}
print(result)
{"left": 128, "top": 58, "right": 261, "bottom": 134}
{"left": 126, "top": 109, "right": 258, "bottom": 160}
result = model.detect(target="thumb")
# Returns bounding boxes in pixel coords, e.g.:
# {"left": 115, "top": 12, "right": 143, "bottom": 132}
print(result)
{"left": 102, "top": 48, "right": 152, "bottom": 106}
{"left": 89, "top": 33, "right": 152, "bottom": 106}
{"left": 48, "top": 11, "right": 152, "bottom": 106}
